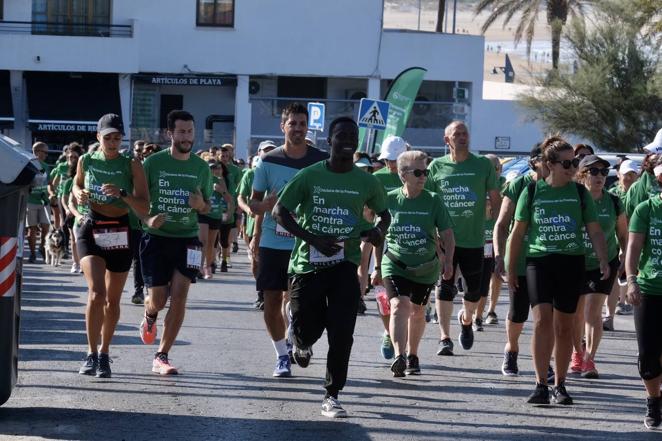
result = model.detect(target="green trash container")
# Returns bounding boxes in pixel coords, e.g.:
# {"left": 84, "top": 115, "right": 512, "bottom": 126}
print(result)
{"left": 0, "top": 135, "right": 40, "bottom": 406}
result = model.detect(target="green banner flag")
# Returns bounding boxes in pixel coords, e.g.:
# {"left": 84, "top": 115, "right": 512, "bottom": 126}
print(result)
{"left": 358, "top": 67, "right": 427, "bottom": 155}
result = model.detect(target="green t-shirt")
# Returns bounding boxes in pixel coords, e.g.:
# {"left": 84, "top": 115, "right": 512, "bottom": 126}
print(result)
{"left": 381, "top": 188, "right": 453, "bottom": 285}
{"left": 629, "top": 195, "right": 662, "bottom": 295}
{"left": 582, "top": 190, "right": 622, "bottom": 270}
{"left": 515, "top": 180, "right": 598, "bottom": 257}
{"left": 238, "top": 169, "right": 255, "bottom": 237}
{"left": 62, "top": 177, "right": 89, "bottom": 226}
{"left": 278, "top": 161, "right": 387, "bottom": 274}
{"left": 625, "top": 172, "right": 659, "bottom": 219}
{"left": 428, "top": 153, "right": 499, "bottom": 248}
{"left": 373, "top": 168, "right": 403, "bottom": 193}
{"left": 50, "top": 161, "right": 69, "bottom": 197}
{"left": 207, "top": 175, "right": 225, "bottom": 220}
{"left": 504, "top": 174, "right": 534, "bottom": 276}
{"left": 81, "top": 151, "right": 133, "bottom": 209}
{"left": 28, "top": 161, "right": 51, "bottom": 205}
{"left": 226, "top": 163, "right": 243, "bottom": 197}
{"left": 143, "top": 149, "right": 213, "bottom": 238}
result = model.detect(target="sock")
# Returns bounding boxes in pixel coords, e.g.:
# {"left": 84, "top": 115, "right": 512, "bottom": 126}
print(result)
{"left": 273, "top": 338, "right": 288, "bottom": 358}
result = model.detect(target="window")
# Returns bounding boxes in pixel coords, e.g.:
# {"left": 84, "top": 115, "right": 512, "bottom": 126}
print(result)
{"left": 32, "top": 0, "right": 111, "bottom": 36}
{"left": 196, "top": 0, "right": 234, "bottom": 27}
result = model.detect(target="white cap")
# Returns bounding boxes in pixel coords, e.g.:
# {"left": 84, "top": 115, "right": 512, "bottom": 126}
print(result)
{"left": 654, "top": 165, "right": 662, "bottom": 177}
{"left": 618, "top": 159, "right": 640, "bottom": 175}
{"left": 378, "top": 135, "right": 407, "bottom": 161}
{"left": 643, "top": 129, "right": 662, "bottom": 154}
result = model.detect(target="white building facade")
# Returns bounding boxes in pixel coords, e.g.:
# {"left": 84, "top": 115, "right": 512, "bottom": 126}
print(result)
{"left": 0, "top": 0, "right": 542, "bottom": 157}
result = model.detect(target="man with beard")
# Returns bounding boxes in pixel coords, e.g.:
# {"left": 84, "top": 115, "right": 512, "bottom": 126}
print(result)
{"left": 138, "top": 110, "right": 212, "bottom": 375}
{"left": 273, "top": 116, "right": 390, "bottom": 417}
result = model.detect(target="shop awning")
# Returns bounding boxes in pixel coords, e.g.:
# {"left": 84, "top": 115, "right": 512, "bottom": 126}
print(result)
{"left": 0, "top": 71, "right": 14, "bottom": 129}
{"left": 25, "top": 72, "right": 122, "bottom": 132}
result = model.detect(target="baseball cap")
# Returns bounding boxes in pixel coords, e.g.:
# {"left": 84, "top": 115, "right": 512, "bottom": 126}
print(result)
{"left": 355, "top": 157, "right": 372, "bottom": 168}
{"left": 258, "top": 140, "right": 277, "bottom": 152}
{"left": 378, "top": 136, "right": 407, "bottom": 161}
{"left": 97, "top": 114, "right": 124, "bottom": 136}
{"left": 578, "top": 154, "right": 610, "bottom": 170}
{"left": 618, "top": 159, "right": 640, "bottom": 175}
{"left": 643, "top": 129, "right": 662, "bottom": 154}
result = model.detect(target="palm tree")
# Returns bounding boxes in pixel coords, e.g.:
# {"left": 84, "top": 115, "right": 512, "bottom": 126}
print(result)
{"left": 475, "top": 0, "right": 590, "bottom": 69}
{"left": 436, "top": 0, "right": 446, "bottom": 32}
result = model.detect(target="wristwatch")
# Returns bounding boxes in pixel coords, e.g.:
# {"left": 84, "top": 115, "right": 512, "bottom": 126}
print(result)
{"left": 119, "top": 188, "right": 128, "bottom": 198}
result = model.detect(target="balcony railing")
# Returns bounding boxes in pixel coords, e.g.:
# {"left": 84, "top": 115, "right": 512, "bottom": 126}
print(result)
{"left": 0, "top": 20, "right": 133, "bottom": 37}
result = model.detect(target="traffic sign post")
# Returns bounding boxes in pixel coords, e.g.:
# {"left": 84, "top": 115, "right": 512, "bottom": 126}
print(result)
{"left": 357, "top": 98, "right": 390, "bottom": 154}
{"left": 307, "top": 102, "right": 325, "bottom": 147}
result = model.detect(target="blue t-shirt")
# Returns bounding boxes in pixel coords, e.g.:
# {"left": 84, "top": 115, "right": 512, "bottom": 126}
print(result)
{"left": 252, "top": 145, "right": 328, "bottom": 250}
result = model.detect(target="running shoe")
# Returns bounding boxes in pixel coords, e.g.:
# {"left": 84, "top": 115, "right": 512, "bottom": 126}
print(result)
{"left": 570, "top": 351, "right": 584, "bottom": 373}
{"left": 381, "top": 333, "right": 395, "bottom": 360}
{"left": 96, "top": 353, "right": 112, "bottom": 378}
{"left": 226, "top": 257, "right": 233, "bottom": 268}
{"left": 458, "top": 309, "right": 474, "bottom": 350}
{"left": 472, "top": 317, "right": 484, "bottom": 332}
{"left": 645, "top": 397, "right": 662, "bottom": 430}
{"left": 286, "top": 339, "right": 296, "bottom": 365}
{"left": 78, "top": 352, "right": 98, "bottom": 376}
{"left": 153, "top": 353, "right": 178, "bottom": 375}
{"left": 581, "top": 358, "right": 599, "bottom": 379}
{"left": 547, "top": 366, "right": 555, "bottom": 384}
{"left": 232, "top": 241, "right": 239, "bottom": 253}
{"left": 424, "top": 302, "right": 433, "bottom": 323}
{"left": 140, "top": 313, "right": 157, "bottom": 344}
{"left": 321, "top": 396, "right": 347, "bottom": 418}
{"left": 293, "top": 345, "right": 313, "bottom": 368}
{"left": 431, "top": 311, "right": 439, "bottom": 324}
{"left": 390, "top": 355, "right": 406, "bottom": 378}
{"left": 527, "top": 383, "right": 550, "bottom": 404}
{"left": 502, "top": 351, "right": 519, "bottom": 376}
{"left": 28, "top": 253, "right": 36, "bottom": 264}
{"left": 131, "top": 291, "right": 144, "bottom": 305}
{"left": 70, "top": 263, "right": 80, "bottom": 273}
{"left": 485, "top": 311, "right": 498, "bottom": 325}
{"left": 551, "top": 382, "right": 573, "bottom": 405}
{"left": 220, "top": 260, "right": 228, "bottom": 272}
{"left": 272, "top": 355, "right": 291, "bottom": 377}
{"left": 602, "top": 316, "right": 614, "bottom": 331}
{"left": 436, "top": 338, "right": 454, "bottom": 356}
{"left": 620, "top": 303, "right": 633, "bottom": 315}
{"left": 405, "top": 354, "right": 421, "bottom": 376}
{"left": 357, "top": 297, "right": 367, "bottom": 315}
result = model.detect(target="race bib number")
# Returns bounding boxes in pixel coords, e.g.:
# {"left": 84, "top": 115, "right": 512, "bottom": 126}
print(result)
{"left": 92, "top": 227, "right": 129, "bottom": 250}
{"left": 484, "top": 241, "right": 494, "bottom": 258}
{"left": 186, "top": 247, "right": 202, "bottom": 270}
{"left": 310, "top": 242, "right": 344, "bottom": 265}
{"left": 275, "top": 222, "right": 294, "bottom": 238}
{"left": 222, "top": 213, "right": 230, "bottom": 222}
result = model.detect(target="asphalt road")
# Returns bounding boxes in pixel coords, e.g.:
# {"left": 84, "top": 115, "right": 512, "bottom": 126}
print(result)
{"left": 0, "top": 246, "right": 658, "bottom": 441}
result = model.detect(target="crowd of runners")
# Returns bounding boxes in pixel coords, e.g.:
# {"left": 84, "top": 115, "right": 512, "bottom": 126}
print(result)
{"left": 22, "top": 105, "right": 662, "bottom": 429}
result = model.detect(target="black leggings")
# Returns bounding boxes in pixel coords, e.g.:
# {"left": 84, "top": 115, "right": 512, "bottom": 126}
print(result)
{"left": 634, "top": 294, "right": 662, "bottom": 381}
{"left": 436, "top": 246, "right": 484, "bottom": 303}
{"left": 508, "top": 276, "right": 530, "bottom": 324}
{"left": 219, "top": 223, "right": 233, "bottom": 248}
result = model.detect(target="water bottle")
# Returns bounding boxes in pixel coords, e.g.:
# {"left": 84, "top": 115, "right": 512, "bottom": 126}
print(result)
{"left": 375, "top": 285, "right": 391, "bottom": 316}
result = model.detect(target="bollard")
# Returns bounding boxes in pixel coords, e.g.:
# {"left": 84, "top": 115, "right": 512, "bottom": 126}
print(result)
{"left": 0, "top": 136, "right": 39, "bottom": 406}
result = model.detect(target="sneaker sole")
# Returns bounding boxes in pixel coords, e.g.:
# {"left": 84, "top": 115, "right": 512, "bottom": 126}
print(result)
{"left": 552, "top": 397, "right": 573, "bottom": 405}
{"left": 527, "top": 397, "right": 551, "bottom": 405}
{"left": 644, "top": 420, "right": 661, "bottom": 430}
{"left": 95, "top": 371, "right": 111, "bottom": 379}
{"left": 404, "top": 369, "right": 421, "bottom": 376}
{"left": 152, "top": 367, "right": 179, "bottom": 375}
{"left": 581, "top": 371, "right": 599, "bottom": 379}
{"left": 437, "top": 346, "right": 454, "bottom": 356}
{"left": 78, "top": 369, "right": 97, "bottom": 376}
{"left": 502, "top": 367, "right": 519, "bottom": 377}
{"left": 321, "top": 410, "right": 348, "bottom": 418}
{"left": 294, "top": 352, "right": 312, "bottom": 368}
{"left": 272, "top": 371, "right": 292, "bottom": 378}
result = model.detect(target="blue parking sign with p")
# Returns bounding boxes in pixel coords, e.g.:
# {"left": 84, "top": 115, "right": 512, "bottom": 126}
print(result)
{"left": 307, "top": 102, "right": 325, "bottom": 132}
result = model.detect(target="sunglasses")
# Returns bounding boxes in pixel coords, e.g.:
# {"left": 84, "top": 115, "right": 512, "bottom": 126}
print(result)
{"left": 406, "top": 169, "right": 429, "bottom": 177}
{"left": 551, "top": 158, "right": 580, "bottom": 169}
{"left": 587, "top": 167, "right": 609, "bottom": 176}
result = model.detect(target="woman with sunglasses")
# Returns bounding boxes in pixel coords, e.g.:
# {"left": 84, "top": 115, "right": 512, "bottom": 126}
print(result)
{"left": 72, "top": 114, "right": 149, "bottom": 378}
{"left": 570, "top": 155, "right": 627, "bottom": 379}
{"left": 374, "top": 151, "right": 455, "bottom": 377}
{"left": 508, "top": 136, "right": 609, "bottom": 405}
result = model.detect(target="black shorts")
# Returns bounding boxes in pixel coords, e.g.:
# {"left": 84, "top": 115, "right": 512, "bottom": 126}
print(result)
{"left": 526, "top": 254, "right": 585, "bottom": 314}
{"left": 508, "top": 276, "right": 530, "bottom": 324}
{"left": 198, "top": 214, "right": 222, "bottom": 230}
{"left": 436, "top": 246, "right": 484, "bottom": 303}
{"left": 139, "top": 233, "right": 202, "bottom": 288}
{"left": 74, "top": 210, "right": 132, "bottom": 273}
{"left": 384, "top": 275, "right": 433, "bottom": 306}
{"left": 479, "top": 257, "right": 495, "bottom": 297}
{"left": 256, "top": 247, "right": 291, "bottom": 292}
{"left": 581, "top": 257, "right": 620, "bottom": 295}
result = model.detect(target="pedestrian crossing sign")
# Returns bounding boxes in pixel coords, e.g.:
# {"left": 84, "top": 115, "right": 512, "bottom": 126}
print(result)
{"left": 357, "top": 98, "right": 390, "bottom": 130}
